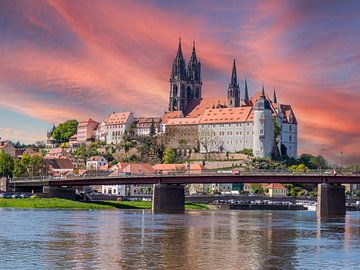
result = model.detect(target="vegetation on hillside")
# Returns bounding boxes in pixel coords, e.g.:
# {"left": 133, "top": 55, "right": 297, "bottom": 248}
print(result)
{"left": 52, "top": 120, "right": 78, "bottom": 143}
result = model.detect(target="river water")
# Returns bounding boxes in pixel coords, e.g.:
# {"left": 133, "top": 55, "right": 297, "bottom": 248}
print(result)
{"left": 0, "top": 209, "right": 360, "bottom": 270}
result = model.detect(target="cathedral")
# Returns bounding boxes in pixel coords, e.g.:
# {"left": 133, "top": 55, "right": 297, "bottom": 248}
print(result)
{"left": 168, "top": 38, "right": 202, "bottom": 112}
{"left": 164, "top": 39, "right": 298, "bottom": 158}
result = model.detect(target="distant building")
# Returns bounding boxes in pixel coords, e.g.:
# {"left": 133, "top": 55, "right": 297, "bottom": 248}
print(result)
{"left": 153, "top": 163, "right": 205, "bottom": 174}
{"left": 264, "top": 183, "right": 288, "bottom": 197}
{"left": 165, "top": 117, "right": 200, "bottom": 151}
{"left": 77, "top": 118, "right": 99, "bottom": 144}
{"left": 105, "top": 112, "right": 134, "bottom": 144}
{"left": 94, "top": 121, "right": 107, "bottom": 142}
{"left": 47, "top": 158, "right": 74, "bottom": 177}
{"left": 0, "top": 140, "right": 16, "bottom": 158}
{"left": 45, "top": 148, "right": 67, "bottom": 159}
{"left": 86, "top": 156, "right": 108, "bottom": 171}
{"left": 133, "top": 117, "right": 161, "bottom": 136}
{"left": 102, "top": 163, "right": 155, "bottom": 196}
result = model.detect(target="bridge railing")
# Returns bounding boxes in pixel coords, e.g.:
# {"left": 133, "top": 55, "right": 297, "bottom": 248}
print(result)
{"left": 10, "top": 169, "right": 347, "bottom": 183}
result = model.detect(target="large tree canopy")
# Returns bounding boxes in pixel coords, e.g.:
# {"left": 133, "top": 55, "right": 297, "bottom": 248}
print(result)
{"left": 52, "top": 120, "right": 78, "bottom": 143}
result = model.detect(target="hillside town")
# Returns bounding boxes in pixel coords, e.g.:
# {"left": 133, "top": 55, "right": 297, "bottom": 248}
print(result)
{"left": 0, "top": 40, "right": 358, "bottom": 197}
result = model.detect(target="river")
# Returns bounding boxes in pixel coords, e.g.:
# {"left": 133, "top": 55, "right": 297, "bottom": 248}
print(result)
{"left": 0, "top": 209, "right": 359, "bottom": 269}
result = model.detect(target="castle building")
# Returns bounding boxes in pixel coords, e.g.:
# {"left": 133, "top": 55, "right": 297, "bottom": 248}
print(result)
{"left": 164, "top": 40, "right": 298, "bottom": 158}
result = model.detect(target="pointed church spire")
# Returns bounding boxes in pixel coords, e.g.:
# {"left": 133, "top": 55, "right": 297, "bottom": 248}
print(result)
{"left": 244, "top": 78, "right": 249, "bottom": 100}
{"left": 273, "top": 89, "right": 277, "bottom": 103}
{"left": 190, "top": 41, "right": 197, "bottom": 62}
{"left": 261, "top": 83, "right": 265, "bottom": 97}
{"left": 230, "top": 59, "right": 237, "bottom": 86}
{"left": 176, "top": 37, "right": 184, "bottom": 59}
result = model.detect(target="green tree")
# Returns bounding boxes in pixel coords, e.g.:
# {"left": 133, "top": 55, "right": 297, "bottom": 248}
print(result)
{"left": 298, "top": 153, "right": 328, "bottom": 170}
{"left": 13, "top": 154, "right": 47, "bottom": 177}
{"left": 238, "top": 148, "right": 253, "bottom": 156}
{"left": 52, "top": 120, "right": 78, "bottom": 143}
{"left": 13, "top": 154, "right": 31, "bottom": 177}
{"left": 163, "top": 148, "right": 176, "bottom": 164}
{"left": 250, "top": 183, "right": 264, "bottom": 194}
{"left": 74, "top": 145, "right": 87, "bottom": 160}
{"left": 28, "top": 155, "right": 47, "bottom": 177}
{"left": 288, "top": 164, "right": 308, "bottom": 173}
{"left": 0, "top": 151, "right": 14, "bottom": 177}
{"left": 149, "top": 119, "right": 156, "bottom": 137}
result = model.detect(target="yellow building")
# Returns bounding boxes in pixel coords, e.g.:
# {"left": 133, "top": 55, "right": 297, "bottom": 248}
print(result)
{"left": 264, "top": 183, "right": 288, "bottom": 198}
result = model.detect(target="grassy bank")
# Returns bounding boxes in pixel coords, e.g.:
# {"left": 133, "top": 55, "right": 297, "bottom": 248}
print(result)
{"left": 0, "top": 198, "right": 208, "bottom": 210}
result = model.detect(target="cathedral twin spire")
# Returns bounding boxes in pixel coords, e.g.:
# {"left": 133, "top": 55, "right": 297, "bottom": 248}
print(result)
{"left": 169, "top": 38, "right": 202, "bottom": 112}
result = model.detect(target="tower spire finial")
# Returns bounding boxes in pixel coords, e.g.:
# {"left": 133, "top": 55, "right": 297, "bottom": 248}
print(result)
{"left": 261, "top": 83, "right": 265, "bottom": 97}
{"left": 244, "top": 78, "right": 249, "bottom": 101}
{"left": 273, "top": 88, "right": 277, "bottom": 103}
{"left": 230, "top": 59, "right": 237, "bottom": 86}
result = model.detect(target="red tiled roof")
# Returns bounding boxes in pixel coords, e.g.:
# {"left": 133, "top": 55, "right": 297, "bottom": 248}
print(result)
{"left": 184, "top": 97, "right": 228, "bottom": 118}
{"left": 153, "top": 163, "right": 204, "bottom": 171}
{"left": 106, "top": 112, "right": 131, "bottom": 125}
{"left": 161, "top": 111, "right": 183, "bottom": 124}
{"left": 123, "top": 163, "right": 155, "bottom": 175}
{"left": 167, "top": 117, "right": 201, "bottom": 125}
{"left": 199, "top": 107, "right": 253, "bottom": 124}
{"left": 78, "top": 118, "right": 99, "bottom": 127}
{"left": 87, "top": 156, "right": 106, "bottom": 162}
{"left": 264, "top": 183, "right": 287, "bottom": 189}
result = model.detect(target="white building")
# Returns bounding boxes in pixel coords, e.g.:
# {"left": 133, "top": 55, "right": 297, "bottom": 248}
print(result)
{"left": 105, "top": 112, "right": 134, "bottom": 144}
{"left": 94, "top": 121, "right": 107, "bottom": 142}
{"left": 86, "top": 156, "right": 108, "bottom": 171}
{"left": 133, "top": 117, "right": 161, "bottom": 136}
{"left": 102, "top": 185, "right": 126, "bottom": 196}
{"left": 198, "top": 106, "right": 254, "bottom": 153}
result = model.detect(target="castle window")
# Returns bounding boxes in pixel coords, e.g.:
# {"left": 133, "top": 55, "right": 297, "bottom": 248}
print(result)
{"left": 289, "top": 125, "right": 292, "bottom": 132}
{"left": 289, "top": 135, "right": 292, "bottom": 142}
{"left": 260, "top": 129, "right": 263, "bottom": 135}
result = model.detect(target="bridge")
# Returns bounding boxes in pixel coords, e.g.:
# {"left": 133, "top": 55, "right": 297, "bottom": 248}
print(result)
{"left": 10, "top": 172, "right": 360, "bottom": 217}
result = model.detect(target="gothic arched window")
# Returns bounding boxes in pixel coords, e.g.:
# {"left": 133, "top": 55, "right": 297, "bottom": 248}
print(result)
{"left": 187, "top": 86, "right": 192, "bottom": 98}
{"left": 195, "top": 87, "right": 200, "bottom": 98}
{"left": 173, "top": 85, "right": 178, "bottom": 97}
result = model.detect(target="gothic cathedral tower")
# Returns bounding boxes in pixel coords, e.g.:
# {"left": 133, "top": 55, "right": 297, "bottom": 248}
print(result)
{"left": 187, "top": 42, "right": 202, "bottom": 103}
{"left": 169, "top": 39, "right": 202, "bottom": 113}
{"left": 227, "top": 60, "right": 240, "bottom": 108}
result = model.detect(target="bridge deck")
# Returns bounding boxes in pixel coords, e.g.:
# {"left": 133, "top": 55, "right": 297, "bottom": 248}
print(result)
{"left": 11, "top": 174, "right": 360, "bottom": 187}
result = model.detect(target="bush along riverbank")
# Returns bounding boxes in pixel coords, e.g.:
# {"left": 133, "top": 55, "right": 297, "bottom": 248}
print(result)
{"left": 0, "top": 198, "right": 208, "bottom": 210}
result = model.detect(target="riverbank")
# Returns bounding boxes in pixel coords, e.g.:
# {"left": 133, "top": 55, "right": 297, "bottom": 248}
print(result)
{"left": 0, "top": 198, "right": 208, "bottom": 210}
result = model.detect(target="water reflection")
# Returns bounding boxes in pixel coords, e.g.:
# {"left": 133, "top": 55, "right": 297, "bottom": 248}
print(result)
{"left": 0, "top": 209, "right": 360, "bottom": 270}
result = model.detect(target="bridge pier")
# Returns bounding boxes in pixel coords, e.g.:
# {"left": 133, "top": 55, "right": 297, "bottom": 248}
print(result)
{"left": 317, "top": 183, "right": 345, "bottom": 217}
{"left": 152, "top": 184, "right": 185, "bottom": 212}
{"left": 43, "top": 186, "right": 76, "bottom": 200}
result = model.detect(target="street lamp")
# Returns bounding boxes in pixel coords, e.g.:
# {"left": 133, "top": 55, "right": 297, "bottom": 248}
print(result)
{"left": 341, "top": 151, "right": 344, "bottom": 169}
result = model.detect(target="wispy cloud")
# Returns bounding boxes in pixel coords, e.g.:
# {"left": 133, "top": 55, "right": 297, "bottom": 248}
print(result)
{"left": 0, "top": 0, "right": 359, "bottom": 164}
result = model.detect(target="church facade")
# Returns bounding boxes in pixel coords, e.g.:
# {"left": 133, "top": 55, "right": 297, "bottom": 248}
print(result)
{"left": 164, "top": 39, "right": 298, "bottom": 158}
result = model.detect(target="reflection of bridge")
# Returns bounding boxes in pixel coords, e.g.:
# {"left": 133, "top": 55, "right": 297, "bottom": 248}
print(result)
{"left": 11, "top": 173, "right": 360, "bottom": 217}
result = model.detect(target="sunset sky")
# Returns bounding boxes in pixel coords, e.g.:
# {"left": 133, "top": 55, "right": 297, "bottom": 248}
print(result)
{"left": 0, "top": 0, "right": 359, "bottom": 165}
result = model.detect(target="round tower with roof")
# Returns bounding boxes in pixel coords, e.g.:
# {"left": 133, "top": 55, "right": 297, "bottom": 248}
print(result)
{"left": 252, "top": 85, "right": 274, "bottom": 158}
